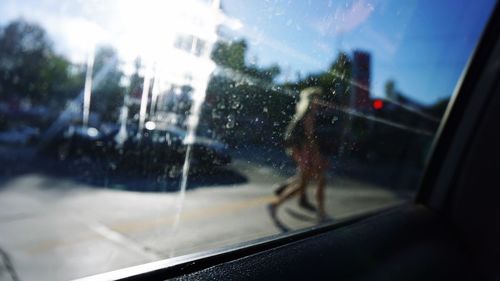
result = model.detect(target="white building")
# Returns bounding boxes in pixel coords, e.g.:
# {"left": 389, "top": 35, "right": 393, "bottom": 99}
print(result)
{"left": 130, "top": 0, "right": 240, "bottom": 132}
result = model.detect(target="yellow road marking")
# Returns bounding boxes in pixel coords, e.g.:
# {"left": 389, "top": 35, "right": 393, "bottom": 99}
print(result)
{"left": 28, "top": 233, "right": 99, "bottom": 254}
{"left": 111, "top": 195, "right": 275, "bottom": 233}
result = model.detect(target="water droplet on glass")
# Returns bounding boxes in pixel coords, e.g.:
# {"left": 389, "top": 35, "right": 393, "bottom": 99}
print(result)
{"left": 226, "top": 115, "right": 235, "bottom": 129}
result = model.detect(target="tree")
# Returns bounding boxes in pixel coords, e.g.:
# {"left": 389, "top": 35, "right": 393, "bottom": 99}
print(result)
{"left": 294, "top": 52, "right": 352, "bottom": 104}
{"left": 90, "top": 46, "right": 126, "bottom": 122}
{"left": 0, "top": 19, "right": 52, "bottom": 101}
{"left": 205, "top": 39, "right": 286, "bottom": 144}
{"left": 211, "top": 40, "right": 246, "bottom": 71}
{"left": 0, "top": 19, "right": 83, "bottom": 108}
{"left": 327, "top": 52, "right": 352, "bottom": 104}
{"left": 385, "top": 80, "right": 400, "bottom": 101}
{"left": 211, "top": 39, "right": 281, "bottom": 82}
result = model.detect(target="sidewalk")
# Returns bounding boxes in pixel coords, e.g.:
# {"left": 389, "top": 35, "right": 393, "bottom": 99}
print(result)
{"left": 0, "top": 247, "right": 18, "bottom": 281}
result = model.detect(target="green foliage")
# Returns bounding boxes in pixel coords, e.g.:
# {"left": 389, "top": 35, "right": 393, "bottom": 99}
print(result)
{"left": 211, "top": 40, "right": 247, "bottom": 71}
{"left": 295, "top": 52, "right": 352, "bottom": 104}
{"left": 384, "top": 80, "right": 397, "bottom": 100}
{"left": 206, "top": 41, "right": 359, "bottom": 145}
{"left": 211, "top": 40, "right": 281, "bottom": 82}
{"left": 0, "top": 19, "right": 83, "bottom": 106}
{"left": 0, "top": 19, "right": 126, "bottom": 123}
{"left": 90, "top": 46, "right": 126, "bottom": 122}
{"left": 206, "top": 40, "right": 291, "bottom": 144}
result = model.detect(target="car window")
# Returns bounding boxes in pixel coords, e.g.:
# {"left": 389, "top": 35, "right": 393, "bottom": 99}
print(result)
{"left": 0, "top": 0, "right": 495, "bottom": 280}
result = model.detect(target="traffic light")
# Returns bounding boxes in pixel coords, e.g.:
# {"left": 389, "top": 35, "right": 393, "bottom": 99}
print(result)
{"left": 372, "top": 99, "right": 384, "bottom": 110}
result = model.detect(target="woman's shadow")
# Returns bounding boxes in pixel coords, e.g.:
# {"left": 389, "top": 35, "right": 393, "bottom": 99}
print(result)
{"left": 267, "top": 204, "right": 334, "bottom": 233}
{"left": 267, "top": 204, "right": 291, "bottom": 232}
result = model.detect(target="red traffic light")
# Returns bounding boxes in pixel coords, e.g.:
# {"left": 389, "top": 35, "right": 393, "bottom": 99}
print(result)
{"left": 372, "top": 99, "right": 384, "bottom": 110}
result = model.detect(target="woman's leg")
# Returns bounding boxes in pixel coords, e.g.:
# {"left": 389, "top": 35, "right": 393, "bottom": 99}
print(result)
{"left": 275, "top": 147, "right": 301, "bottom": 196}
{"left": 298, "top": 174, "right": 315, "bottom": 211}
{"left": 296, "top": 147, "right": 313, "bottom": 207}
{"left": 316, "top": 172, "right": 327, "bottom": 219}
{"left": 274, "top": 175, "right": 299, "bottom": 196}
{"left": 271, "top": 170, "right": 310, "bottom": 208}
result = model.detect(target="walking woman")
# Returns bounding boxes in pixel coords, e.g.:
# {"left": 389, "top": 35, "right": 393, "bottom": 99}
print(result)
{"left": 269, "top": 87, "right": 330, "bottom": 221}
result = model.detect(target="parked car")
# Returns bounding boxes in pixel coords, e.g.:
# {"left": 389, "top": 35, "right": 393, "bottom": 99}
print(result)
{"left": 0, "top": 125, "right": 40, "bottom": 145}
{"left": 38, "top": 124, "right": 230, "bottom": 176}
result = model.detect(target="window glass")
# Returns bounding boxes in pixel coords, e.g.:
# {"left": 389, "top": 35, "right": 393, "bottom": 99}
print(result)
{"left": 0, "top": 0, "right": 495, "bottom": 279}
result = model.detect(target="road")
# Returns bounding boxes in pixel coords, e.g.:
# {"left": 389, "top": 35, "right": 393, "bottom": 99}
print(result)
{"left": 0, "top": 151, "right": 408, "bottom": 281}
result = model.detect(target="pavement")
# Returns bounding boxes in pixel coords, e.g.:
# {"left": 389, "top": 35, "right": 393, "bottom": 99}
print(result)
{"left": 0, "top": 152, "right": 409, "bottom": 281}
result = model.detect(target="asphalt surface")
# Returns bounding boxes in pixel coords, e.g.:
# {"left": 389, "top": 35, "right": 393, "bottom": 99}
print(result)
{"left": 0, "top": 149, "right": 410, "bottom": 281}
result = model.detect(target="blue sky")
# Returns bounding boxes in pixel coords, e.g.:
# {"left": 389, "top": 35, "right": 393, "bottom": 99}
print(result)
{"left": 221, "top": 0, "right": 495, "bottom": 104}
{"left": 0, "top": 0, "right": 495, "bottom": 105}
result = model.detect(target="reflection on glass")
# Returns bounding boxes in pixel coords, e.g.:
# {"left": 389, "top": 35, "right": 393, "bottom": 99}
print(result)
{"left": 0, "top": 0, "right": 495, "bottom": 280}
